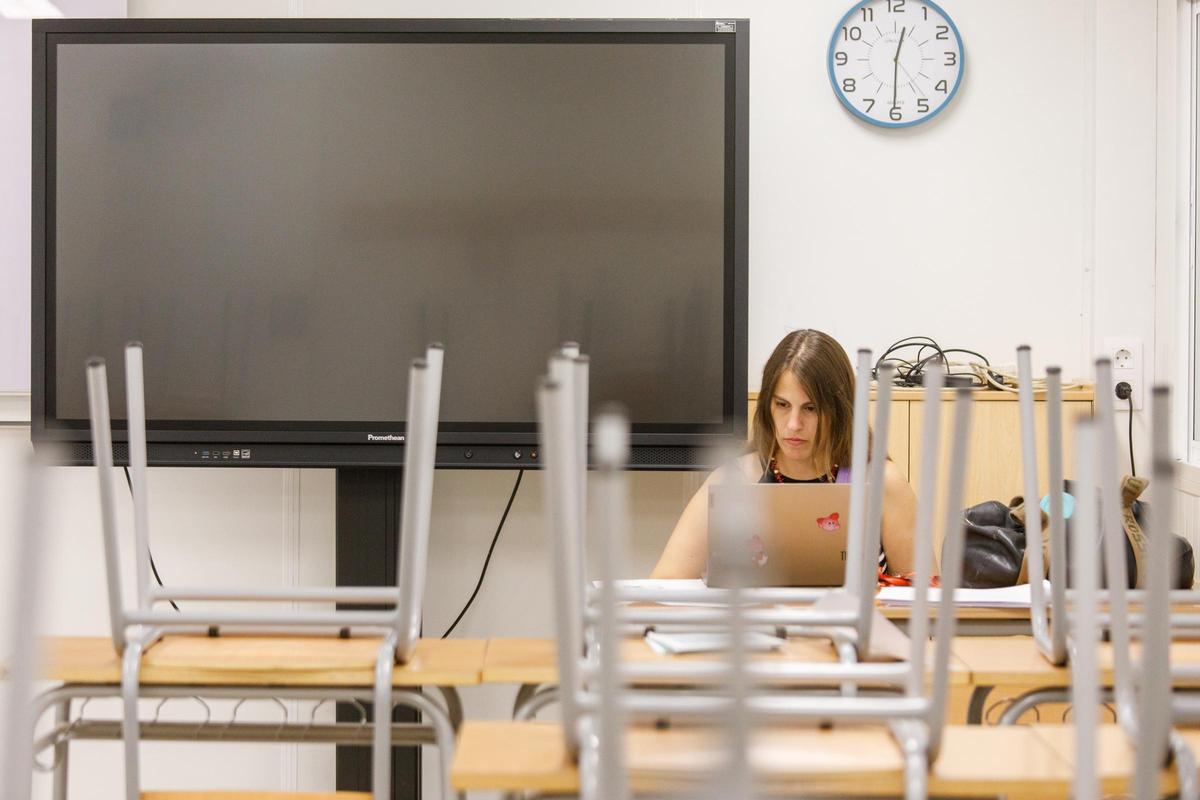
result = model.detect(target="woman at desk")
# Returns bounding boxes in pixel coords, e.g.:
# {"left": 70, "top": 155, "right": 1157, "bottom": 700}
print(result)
{"left": 651, "top": 329, "right": 919, "bottom": 580}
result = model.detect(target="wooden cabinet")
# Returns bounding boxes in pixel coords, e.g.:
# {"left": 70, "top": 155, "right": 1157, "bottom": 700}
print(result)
{"left": 747, "top": 387, "right": 1094, "bottom": 507}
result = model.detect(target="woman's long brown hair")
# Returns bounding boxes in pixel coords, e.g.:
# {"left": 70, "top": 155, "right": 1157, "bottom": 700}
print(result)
{"left": 751, "top": 329, "right": 858, "bottom": 480}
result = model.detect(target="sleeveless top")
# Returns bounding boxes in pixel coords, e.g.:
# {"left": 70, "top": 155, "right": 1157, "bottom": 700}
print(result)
{"left": 758, "top": 463, "right": 889, "bottom": 575}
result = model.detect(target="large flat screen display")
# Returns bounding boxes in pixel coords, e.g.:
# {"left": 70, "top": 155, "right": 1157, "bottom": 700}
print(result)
{"left": 32, "top": 19, "right": 748, "bottom": 468}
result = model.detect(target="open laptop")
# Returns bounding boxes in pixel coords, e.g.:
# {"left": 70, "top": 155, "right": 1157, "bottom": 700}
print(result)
{"left": 705, "top": 483, "right": 852, "bottom": 588}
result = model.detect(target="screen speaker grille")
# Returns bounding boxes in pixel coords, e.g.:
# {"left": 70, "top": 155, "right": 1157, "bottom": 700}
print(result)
{"left": 67, "top": 442, "right": 127, "bottom": 465}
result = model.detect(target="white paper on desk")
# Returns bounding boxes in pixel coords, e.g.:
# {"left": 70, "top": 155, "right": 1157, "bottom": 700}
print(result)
{"left": 597, "top": 579, "right": 709, "bottom": 592}
{"left": 800, "top": 591, "right": 911, "bottom": 662}
{"left": 643, "top": 630, "right": 786, "bottom": 656}
{"left": 592, "top": 578, "right": 727, "bottom": 607}
{"left": 875, "top": 581, "right": 1048, "bottom": 608}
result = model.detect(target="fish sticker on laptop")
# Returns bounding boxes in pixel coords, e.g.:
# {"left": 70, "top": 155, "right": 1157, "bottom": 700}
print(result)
{"left": 816, "top": 512, "right": 841, "bottom": 532}
{"left": 748, "top": 535, "right": 768, "bottom": 567}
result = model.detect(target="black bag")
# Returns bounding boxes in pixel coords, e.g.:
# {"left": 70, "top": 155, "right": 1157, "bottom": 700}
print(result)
{"left": 958, "top": 500, "right": 1027, "bottom": 589}
{"left": 952, "top": 476, "right": 1195, "bottom": 590}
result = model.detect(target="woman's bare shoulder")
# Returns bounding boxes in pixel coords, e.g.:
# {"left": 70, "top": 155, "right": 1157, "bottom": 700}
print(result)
{"left": 701, "top": 452, "right": 761, "bottom": 487}
{"left": 736, "top": 452, "right": 761, "bottom": 480}
{"left": 883, "top": 459, "right": 916, "bottom": 494}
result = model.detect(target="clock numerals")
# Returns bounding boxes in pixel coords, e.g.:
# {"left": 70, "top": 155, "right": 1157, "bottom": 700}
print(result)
{"left": 829, "top": 0, "right": 963, "bottom": 127}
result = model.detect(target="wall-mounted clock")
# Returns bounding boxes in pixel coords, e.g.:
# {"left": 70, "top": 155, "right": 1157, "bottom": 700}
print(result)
{"left": 828, "top": 0, "right": 964, "bottom": 128}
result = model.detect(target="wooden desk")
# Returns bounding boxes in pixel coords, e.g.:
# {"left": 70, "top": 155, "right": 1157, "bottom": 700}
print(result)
{"left": 953, "top": 635, "right": 1200, "bottom": 688}
{"left": 1031, "top": 724, "right": 1180, "bottom": 797}
{"left": 951, "top": 635, "right": 1200, "bottom": 725}
{"left": 882, "top": 603, "right": 1034, "bottom": 636}
{"left": 482, "top": 635, "right": 972, "bottom": 688}
{"left": 32, "top": 635, "right": 487, "bottom": 800}
{"left": 452, "top": 719, "right": 1086, "bottom": 798}
{"left": 143, "top": 794, "right": 371, "bottom": 800}
{"left": 40, "top": 635, "right": 487, "bottom": 687}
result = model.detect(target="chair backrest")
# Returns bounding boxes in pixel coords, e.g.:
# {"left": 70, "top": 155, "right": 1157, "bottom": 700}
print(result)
{"left": 591, "top": 408, "right": 631, "bottom": 800}
{"left": 395, "top": 344, "right": 444, "bottom": 661}
{"left": 1133, "top": 386, "right": 1176, "bottom": 800}
{"left": 925, "top": 386, "right": 974, "bottom": 755}
{"left": 852, "top": 355, "right": 894, "bottom": 649}
{"left": 1068, "top": 420, "right": 1102, "bottom": 800}
{"left": 537, "top": 372, "right": 586, "bottom": 755}
{"left": 1093, "top": 358, "right": 1136, "bottom": 725}
{"left": 548, "top": 349, "right": 588, "bottom": 609}
{"left": 902, "top": 363, "right": 943, "bottom": 694}
{"left": 86, "top": 356, "right": 132, "bottom": 653}
{"left": 86, "top": 342, "right": 443, "bottom": 653}
{"left": 1017, "top": 346, "right": 1070, "bottom": 664}
{"left": 1, "top": 451, "right": 48, "bottom": 800}
{"left": 842, "top": 348, "right": 876, "bottom": 598}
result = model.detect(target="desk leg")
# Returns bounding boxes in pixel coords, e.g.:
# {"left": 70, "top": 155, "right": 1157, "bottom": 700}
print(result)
{"left": 512, "top": 684, "right": 542, "bottom": 719}
{"left": 51, "top": 699, "right": 70, "bottom": 800}
{"left": 997, "top": 687, "right": 1079, "bottom": 725}
{"left": 515, "top": 686, "right": 560, "bottom": 721}
{"left": 435, "top": 687, "right": 463, "bottom": 731}
{"left": 966, "top": 686, "right": 994, "bottom": 725}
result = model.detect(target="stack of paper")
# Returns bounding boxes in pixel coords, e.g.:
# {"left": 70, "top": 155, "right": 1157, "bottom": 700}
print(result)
{"left": 875, "top": 581, "right": 1048, "bottom": 608}
{"left": 643, "top": 630, "right": 786, "bottom": 656}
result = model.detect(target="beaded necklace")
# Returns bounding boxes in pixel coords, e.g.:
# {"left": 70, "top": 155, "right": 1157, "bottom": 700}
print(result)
{"left": 768, "top": 457, "right": 837, "bottom": 484}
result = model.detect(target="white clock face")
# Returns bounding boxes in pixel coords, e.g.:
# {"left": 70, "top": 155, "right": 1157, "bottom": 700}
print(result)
{"left": 828, "top": 0, "right": 964, "bottom": 128}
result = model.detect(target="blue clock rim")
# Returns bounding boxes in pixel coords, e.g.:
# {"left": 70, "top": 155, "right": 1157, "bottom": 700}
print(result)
{"left": 827, "top": 0, "right": 965, "bottom": 129}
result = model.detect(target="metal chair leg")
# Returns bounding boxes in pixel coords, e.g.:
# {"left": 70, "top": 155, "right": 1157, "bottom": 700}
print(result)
{"left": 51, "top": 699, "right": 71, "bottom": 800}
{"left": 120, "top": 640, "right": 145, "bottom": 800}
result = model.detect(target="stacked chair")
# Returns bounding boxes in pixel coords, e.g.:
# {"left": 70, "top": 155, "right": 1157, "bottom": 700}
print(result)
{"left": 60, "top": 341, "right": 452, "bottom": 800}
{"left": 1065, "top": 386, "right": 1200, "bottom": 800}
{"left": 527, "top": 345, "right": 927, "bottom": 712}
{"left": 533, "top": 346, "right": 977, "bottom": 798}
{"left": 1016, "top": 346, "right": 1200, "bottom": 798}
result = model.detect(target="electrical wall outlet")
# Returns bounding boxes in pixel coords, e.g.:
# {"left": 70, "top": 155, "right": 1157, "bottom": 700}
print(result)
{"left": 1103, "top": 337, "right": 1143, "bottom": 411}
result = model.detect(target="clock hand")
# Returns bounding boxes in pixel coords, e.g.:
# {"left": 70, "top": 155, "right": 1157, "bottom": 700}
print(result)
{"left": 891, "top": 27, "right": 906, "bottom": 109}
{"left": 892, "top": 27, "right": 908, "bottom": 109}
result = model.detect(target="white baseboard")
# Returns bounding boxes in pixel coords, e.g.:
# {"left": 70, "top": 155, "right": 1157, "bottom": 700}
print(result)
{"left": 0, "top": 393, "right": 30, "bottom": 424}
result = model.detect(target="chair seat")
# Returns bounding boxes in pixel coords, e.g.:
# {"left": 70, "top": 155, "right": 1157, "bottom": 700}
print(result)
{"left": 142, "top": 793, "right": 370, "bottom": 799}
{"left": 451, "top": 719, "right": 1081, "bottom": 797}
{"left": 39, "top": 635, "right": 486, "bottom": 687}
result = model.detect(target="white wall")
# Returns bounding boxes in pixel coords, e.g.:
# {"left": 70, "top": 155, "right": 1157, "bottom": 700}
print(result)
{"left": 3, "top": 0, "right": 1173, "bottom": 797}
{"left": 0, "top": 0, "right": 125, "bottom": 400}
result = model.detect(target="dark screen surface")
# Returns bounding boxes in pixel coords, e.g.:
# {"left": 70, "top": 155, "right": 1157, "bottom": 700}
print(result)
{"left": 34, "top": 22, "right": 748, "bottom": 464}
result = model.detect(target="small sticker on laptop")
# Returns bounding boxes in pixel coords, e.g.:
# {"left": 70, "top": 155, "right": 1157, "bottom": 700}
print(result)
{"left": 817, "top": 512, "right": 841, "bottom": 531}
{"left": 748, "top": 535, "right": 768, "bottom": 567}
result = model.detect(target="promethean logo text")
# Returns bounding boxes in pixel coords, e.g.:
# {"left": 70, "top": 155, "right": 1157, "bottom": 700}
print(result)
{"left": 367, "top": 434, "right": 405, "bottom": 442}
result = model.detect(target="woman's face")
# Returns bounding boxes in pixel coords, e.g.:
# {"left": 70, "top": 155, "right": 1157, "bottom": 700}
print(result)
{"left": 770, "top": 370, "right": 818, "bottom": 463}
